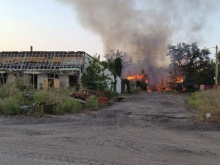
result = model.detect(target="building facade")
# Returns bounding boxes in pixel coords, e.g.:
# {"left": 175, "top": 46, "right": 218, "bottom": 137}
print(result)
{"left": 0, "top": 50, "right": 121, "bottom": 93}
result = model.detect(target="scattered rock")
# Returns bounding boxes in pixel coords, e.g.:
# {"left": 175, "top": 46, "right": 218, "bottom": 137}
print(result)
{"left": 205, "top": 113, "right": 212, "bottom": 119}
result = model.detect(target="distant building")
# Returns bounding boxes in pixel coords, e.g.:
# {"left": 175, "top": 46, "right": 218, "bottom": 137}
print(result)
{"left": 0, "top": 49, "right": 121, "bottom": 93}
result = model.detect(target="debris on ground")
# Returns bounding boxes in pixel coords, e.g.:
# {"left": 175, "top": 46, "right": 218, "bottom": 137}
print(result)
{"left": 205, "top": 113, "right": 212, "bottom": 119}
{"left": 114, "top": 97, "right": 125, "bottom": 102}
{"left": 70, "top": 89, "right": 109, "bottom": 105}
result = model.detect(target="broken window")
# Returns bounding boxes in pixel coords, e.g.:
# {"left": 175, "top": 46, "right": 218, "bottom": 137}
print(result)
{"left": 47, "top": 73, "right": 59, "bottom": 79}
{"left": 0, "top": 73, "right": 7, "bottom": 85}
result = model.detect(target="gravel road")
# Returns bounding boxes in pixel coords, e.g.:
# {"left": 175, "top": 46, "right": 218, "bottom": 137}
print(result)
{"left": 0, "top": 92, "right": 220, "bottom": 165}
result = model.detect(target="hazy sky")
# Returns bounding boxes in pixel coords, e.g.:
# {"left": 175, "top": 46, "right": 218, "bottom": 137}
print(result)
{"left": 0, "top": 0, "right": 219, "bottom": 59}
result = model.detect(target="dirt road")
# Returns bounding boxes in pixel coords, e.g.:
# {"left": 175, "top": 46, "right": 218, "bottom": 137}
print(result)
{"left": 0, "top": 92, "right": 220, "bottom": 165}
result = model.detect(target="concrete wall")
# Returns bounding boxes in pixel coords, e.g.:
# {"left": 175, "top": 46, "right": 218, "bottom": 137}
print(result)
{"left": 116, "top": 76, "right": 122, "bottom": 94}
{"left": 84, "top": 54, "right": 94, "bottom": 70}
{"left": 103, "top": 69, "right": 121, "bottom": 94}
{"left": 59, "top": 75, "right": 69, "bottom": 89}
{"left": 38, "top": 74, "right": 69, "bottom": 89}
{"left": 7, "top": 73, "right": 16, "bottom": 83}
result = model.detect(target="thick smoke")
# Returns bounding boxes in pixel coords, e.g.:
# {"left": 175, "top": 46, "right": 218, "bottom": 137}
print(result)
{"left": 57, "top": 0, "right": 218, "bottom": 66}
{"left": 56, "top": 0, "right": 219, "bottom": 86}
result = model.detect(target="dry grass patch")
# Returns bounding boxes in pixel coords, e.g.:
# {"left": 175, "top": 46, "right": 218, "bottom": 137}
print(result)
{"left": 186, "top": 89, "right": 220, "bottom": 121}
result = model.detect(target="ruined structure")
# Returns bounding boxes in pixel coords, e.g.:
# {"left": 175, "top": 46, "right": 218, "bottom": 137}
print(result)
{"left": 0, "top": 49, "right": 121, "bottom": 93}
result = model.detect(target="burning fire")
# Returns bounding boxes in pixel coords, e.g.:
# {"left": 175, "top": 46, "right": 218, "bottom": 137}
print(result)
{"left": 126, "top": 74, "right": 144, "bottom": 81}
{"left": 126, "top": 74, "right": 172, "bottom": 92}
{"left": 177, "top": 77, "right": 184, "bottom": 83}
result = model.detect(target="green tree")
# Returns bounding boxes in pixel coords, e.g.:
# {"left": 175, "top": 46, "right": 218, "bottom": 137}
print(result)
{"left": 100, "top": 57, "right": 122, "bottom": 92}
{"left": 81, "top": 59, "right": 110, "bottom": 91}
{"left": 114, "top": 58, "right": 122, "bottom": 77}
{"left": 196, "top": 60, "right": 215, "bottom": 85}
{"left": 167, "top": 43, "right": 212, "bottom": 88}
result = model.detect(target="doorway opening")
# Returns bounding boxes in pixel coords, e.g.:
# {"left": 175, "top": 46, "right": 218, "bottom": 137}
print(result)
{"left": 28, "top": 74, "right": 38, "bottom": 89}
{"left": 69, "top": 75, "right": 78, "bottom": 87}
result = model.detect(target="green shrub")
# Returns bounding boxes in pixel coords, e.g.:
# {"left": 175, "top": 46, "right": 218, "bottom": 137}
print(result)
{"left": 104, "top": 90, "right": 118, "bottom": 98}
{"left": 0, "top": 87, "right": 8, "bottom": 99}
{"left": 60, "top": 99, "right": 82, "bottom": 114}
{"left": 14, "top": 92, "right": 34, "bottom": 106}
{"left": 86, "top": 96, "right": 100, "bottom": 111}
{"left": 34, "top": 90, "right": 47, "bottom": 103}
{"left": 49, "top": 104, "right": 65, "bottom": 115}
{"left": 0, "top": 97, "right": 19, "bottom": 115}
{"left": 28, "top": 103, "right": 45, "bottom": 116}
{"left": 75, "top": 83, "right": 80, "bottom": 92}
{"left": 14, "top": 77, "right": 33, "bottom": 92}
{"left": 0, "top": 83, "right": 20, "bottom": 99}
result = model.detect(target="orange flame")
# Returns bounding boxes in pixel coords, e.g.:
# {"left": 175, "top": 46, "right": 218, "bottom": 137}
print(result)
{"left": 127, "top": 76, "right": 135, "bottom": 80}
{"left": 136, "top": 74, "right": 144, "bottom": 79}
{"left": 126, "top": 74, "right": 145, "bottom": 81}
{"left": 177, "top": 77, "right": 184, "bottom": 83}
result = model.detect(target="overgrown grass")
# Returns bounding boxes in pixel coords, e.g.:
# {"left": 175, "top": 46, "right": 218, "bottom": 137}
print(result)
{"left": 186, "top": 89, "right": 220, "bottom": 121}
{"left": 85, "top": 95, "right": 100, "bottom": 111}
{"left": 0, "top": 83, "right": 20, "bottom": 99}
{"left": 130, "top": 87, "right": 141, "bottom": 93}
{"left": 0, "top": 79, "right": 105, "bottom": 116}
{"left": 104, "top": 90, "right": 118, "bottom": 98}
{"left": 59, "top": 98, "right": 83, "bottom": 114}
{"left": 0, "top": 97, "right": 20, "bottom": 115}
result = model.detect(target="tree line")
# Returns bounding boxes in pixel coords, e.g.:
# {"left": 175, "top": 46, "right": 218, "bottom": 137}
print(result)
{"left": 167, "top": 42, "right": 217, "bottom": 90}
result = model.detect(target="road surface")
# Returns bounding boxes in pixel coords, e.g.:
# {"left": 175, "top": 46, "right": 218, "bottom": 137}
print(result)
{"left": 0, "top": 92, "right": 220, "bottom": 165}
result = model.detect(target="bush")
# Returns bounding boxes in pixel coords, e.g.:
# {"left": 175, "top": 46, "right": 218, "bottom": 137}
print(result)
{"left": 104, "top": 90, "right": 118, "bottom": 98}
{"left": 28, "top": 103, "right": 45, "bottom": 116}
{"left": 86, "top": 96, "right": 100, "bottom": 111}
{"left": 15, "top": 92, "right": 34, "bottom": 106}
{"left": 14, "top": 77, "right": 33, "bottom": 92}
{"left": 0, "top": 97, "right": 20, "bottom": 115}
{"left": 0, "top": 80, "right": 103, "bottom": 116}
{"left": 60, "top": 99, "right": 82, "bottom": 114}
{"left": 0, "top": 83, "right": 20, "bottom": 99}
{"left": 75, "top": 83, "right": 80, "bottom": 92}
{"left": 0, "top": 86, "right": 8, "bottom": 99}
{"left": 34, "top": 90, "right": 47, "bottom": 103}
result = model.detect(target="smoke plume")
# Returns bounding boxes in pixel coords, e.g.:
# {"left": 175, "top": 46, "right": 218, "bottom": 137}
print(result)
{"left": 57, "top": 0, "right": 218, "bottom": 66}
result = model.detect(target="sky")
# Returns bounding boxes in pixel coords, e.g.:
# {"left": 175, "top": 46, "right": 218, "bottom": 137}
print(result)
{"left": 0, "top": 0, "right": 220, "bottom": 60}
{"left": 0, "top": 0, "right": 103, "bottom": 55}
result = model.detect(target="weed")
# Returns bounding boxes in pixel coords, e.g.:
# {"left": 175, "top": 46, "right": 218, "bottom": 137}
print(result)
{"left": 29, "top": 103, "right": 45, "bottom": 116}
{"left": 34, "top": 90, "right": 47, "bottom": 103}
{"left": 186, "top": 89, "right": 220, "bottom": 121}
{"left": 60, "top": 99, "right": 82, "bottom": 114}
{"left": 14, "top": 77, "right": 33, "bottom": 92}
{"left": 0, "top": 97, "right": 19, "bottom": 115}
{"left": 104, "top": 90, "right": 118, "bottom": 98}
{"left": 130, "top": 87, "right": 141, "bottom": 93}
{"left": 0, "top": 83, "right": 20, "bottom": 99}
{"left": 86, "top": 96, "right": 100, "bottom": 111}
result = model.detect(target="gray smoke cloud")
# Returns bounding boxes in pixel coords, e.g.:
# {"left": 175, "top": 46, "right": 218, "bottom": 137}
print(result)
{"left": 56, "top": 0, "right": 218, "bottom": 66}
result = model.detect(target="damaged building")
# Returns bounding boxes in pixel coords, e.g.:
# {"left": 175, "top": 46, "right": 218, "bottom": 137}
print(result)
{"left": 0, "top": 49, "right": 121, "bottom": 93}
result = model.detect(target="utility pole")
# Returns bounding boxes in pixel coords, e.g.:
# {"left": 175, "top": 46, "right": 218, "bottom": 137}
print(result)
{"left": 215, "top": 45, "right": 218, "bottom": 85}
